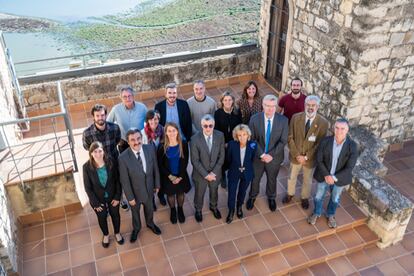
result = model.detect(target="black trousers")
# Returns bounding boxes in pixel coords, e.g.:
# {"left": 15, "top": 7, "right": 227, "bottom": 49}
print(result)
{"left": 228, "top": 175, "right": 251, "bottom": 209}
{"left": 94, "top": 201, "right": 121, "bottom": 236}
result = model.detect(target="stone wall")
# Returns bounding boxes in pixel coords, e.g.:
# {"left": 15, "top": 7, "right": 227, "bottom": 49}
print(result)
{"left": 21, "top": 49, "right": 261, "bottom": 111}
{"left": 259, "top": 0, "right": 414, "bottom": 145}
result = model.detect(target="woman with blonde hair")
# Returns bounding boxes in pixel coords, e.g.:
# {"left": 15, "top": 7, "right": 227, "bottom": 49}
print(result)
{"left": 157, "top": 122, "right": 191, "bottom": 224}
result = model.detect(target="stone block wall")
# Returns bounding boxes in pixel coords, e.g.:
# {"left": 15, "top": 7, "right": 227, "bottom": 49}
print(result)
{"left": 259, "top": 0, "right": 414, "bottom": 144}
{"left": 21, "top": 49, "right": 261, "bottom": 111}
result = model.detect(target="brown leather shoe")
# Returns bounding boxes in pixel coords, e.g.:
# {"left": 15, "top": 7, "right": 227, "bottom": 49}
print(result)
{"left": 301, "top": 198, "right": 309, "bottom": 210}
{"left": 282, "top": 194, "right": 293, "bottom": 204}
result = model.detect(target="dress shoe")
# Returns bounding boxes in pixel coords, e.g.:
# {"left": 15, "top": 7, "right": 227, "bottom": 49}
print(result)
{"left": 246, "top": 198, "right": 256, "bottom": 210}
{"left": 170, "top": 207, "right": 177, "bottom": 224}
{"left": 195, "top": 210, "right": 203, "bottom": 222}
{"left": 102, "top": 236, "right": 110, "bottom": 248}
{"left": 236, "top": 205, "right": 243, "bottom": 219}
{"left": 301, "top": 198, "right": 309, "bottom": 210}
{"left": 282, "top": 194, "right": 293, "bottom": 204}
{"left": 130, "top": 230, "right": 139, "bottom": 243}
{"left": 147, "top": 224, "right": 162, "bottom": 235}
{"left": 177, "top": 206, "right": 185, "bottom": 223}
{"left": 210, "top": 208, "right": 222, "bottom": 219}
{"left": 115, "top": 234, "right": 124, "bottom": 245}
{"left": 158, "top": 194, "right": 167, "bottom": 206}
{"left": 268, "top": 199, "right": 276, "bottom": 212}
{"left": 226, "top": 209, "right": 234, "bottom": 224}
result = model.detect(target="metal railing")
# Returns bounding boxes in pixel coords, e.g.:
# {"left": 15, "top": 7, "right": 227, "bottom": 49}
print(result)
{"left": 12, "top": 30, "right": 257, "bottom": 77}
{"left": 0, "top": 82, "right": 77, "bottom": 190}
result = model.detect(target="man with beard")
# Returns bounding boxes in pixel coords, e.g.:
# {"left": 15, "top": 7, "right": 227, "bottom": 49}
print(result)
{"left": 282, "top": 95, "right": 329, "bottom": 209}
{"left": 277, "top": 77, "right": 307, "bottom": 122}
{"left": 83, "top": 104, "right": 121, "bottom": 160}
{"left": 155, "top": 82, "right": 192, "bottom": 142}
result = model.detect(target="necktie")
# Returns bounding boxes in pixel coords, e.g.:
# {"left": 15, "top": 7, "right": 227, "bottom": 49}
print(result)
{"left": 305, "top": 119, "right": 311, "bottom": 136}
{"left": 207, "top": 136, "right": 212, "bottom": 153}
{"left": 265, "top": 119, "right": 271, "bottom": 153}
{"left": 136, "top": 152, "right": 145, "bottom": 173}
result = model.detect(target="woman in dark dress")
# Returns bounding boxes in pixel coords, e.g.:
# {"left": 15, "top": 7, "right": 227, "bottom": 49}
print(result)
{"left": 83, "top": 141, "right": 124, "bottom": 248}
{"left": 237, "top": 80, "right": 263, "bottom": 124}
{"left": 225, "top": 124, "right": 257, "bottom": 224}
{"left": 157, "top": 122, "right": 191, "bottom": 224}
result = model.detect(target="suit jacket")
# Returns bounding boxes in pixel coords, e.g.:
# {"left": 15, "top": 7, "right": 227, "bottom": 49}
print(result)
{"left": 314, "top": 135, "right": 358, "bottom": 187}
{"left": 248, "top": 112, "right": 288, "bottom": 164}
{"left": 288, "top": 112, "right": 329, "bottom": 168}
{"left": 226, "top": 140, "right": 257, "bottom": 184}
{"left": 190, "top": 130, "right": 225, "bottom": 182}
{"left": 83, "top": 159, "right": 121, "bottom": 208}
{"left": 154, "top": 99, "right": 192, "bottom": 142}
{"left": 118, "top": 145, "right": 160, "bottom": 203}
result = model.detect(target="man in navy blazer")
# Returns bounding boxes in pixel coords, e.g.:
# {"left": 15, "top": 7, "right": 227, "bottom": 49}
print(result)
{"left": 247, "top": 94, "right": 288, "bottom": 212}
{"left": 154, "top": 82, "right": 192, "bottom": 142}
{"left": 308, "top": 118, "right": 358, "bottom": 228}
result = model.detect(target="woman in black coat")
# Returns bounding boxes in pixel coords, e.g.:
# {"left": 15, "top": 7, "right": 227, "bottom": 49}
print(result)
{"left": 83, "top": 141, "right": 124, "bottom": 248}
{"left": 157, "top": 122, "right": 191, "bottom": 224}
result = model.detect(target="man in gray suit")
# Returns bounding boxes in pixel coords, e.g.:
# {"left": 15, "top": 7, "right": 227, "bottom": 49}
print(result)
{"left": 191, "top": 114, "right": 225, "bottom": 222}
{"left": 247, "top": 94, "right": 288, "bottom": 212}
{"left": 118, "top": 128, "right": 161, "bottom": 243}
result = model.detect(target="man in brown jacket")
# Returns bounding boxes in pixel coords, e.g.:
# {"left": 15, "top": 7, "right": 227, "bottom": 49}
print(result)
{"left": 282, "top": 95, "right": 329, "bottom": 209}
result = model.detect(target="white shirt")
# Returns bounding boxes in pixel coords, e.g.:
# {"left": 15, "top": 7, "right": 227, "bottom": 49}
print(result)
{"left": 132, "top": 148, "right": 147, "bottom": 173}
{"left": 331, "top": 138, "right": 346, "bottom": 181}
{"left": 240, "top": 146, "right": 246, "bottom": 166}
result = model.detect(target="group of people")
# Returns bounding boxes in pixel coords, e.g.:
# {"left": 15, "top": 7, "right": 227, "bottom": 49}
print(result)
{"left": 82, "top": 78, "right": 358, "bottom": 248}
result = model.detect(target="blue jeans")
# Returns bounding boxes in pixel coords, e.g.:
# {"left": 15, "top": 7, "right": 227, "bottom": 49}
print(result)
{"left": 313, "top": 182, "right": 345, "bottom": 217}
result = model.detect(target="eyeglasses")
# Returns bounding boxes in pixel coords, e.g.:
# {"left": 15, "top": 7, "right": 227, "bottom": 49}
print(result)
{"left": 202, "top": 124, "right": 214, "bottom": 129}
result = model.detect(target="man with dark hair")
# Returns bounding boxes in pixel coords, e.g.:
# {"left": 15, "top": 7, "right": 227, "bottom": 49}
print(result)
{"left": 82, "top": 104, "right": 121, "bottom": 160}
{"left": 118, "top": 128, "right": 162, "bottom": 242}
{"left": 155, "top": 82, "right": 192, "bottom": 142}
{"left": 307, "top": 118, "right": 358, "bottom": 228}
{"left": 277, "top": 77, "right": 307, "bottom": 122}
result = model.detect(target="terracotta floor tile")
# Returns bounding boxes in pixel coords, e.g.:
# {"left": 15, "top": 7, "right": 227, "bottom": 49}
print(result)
{"left": 383, "top": 243, "right": 409, "bottom": 258}
{"left": 234, "top": 234, "right": 260, "bottom": 256}
{"left": 253, "top": 229, "right": 280, "bottom": 250}
{"left": 164, "top": 236, "right": 190, "bottom": 257}
{"left": 281, "top": 245, "right": 309, "bottom": 268}
{"left": 93, "top": 240, "right": 117, "bottom": 260}
{"left": 339, "top": 192, "right": 355, "bottom": 208}
{"left": 46, "top": 250, "right": 70, "bottom": 274}
{"left": 48, "top": 269, "right": 71, "bottom": 276}
{"left": 23, "top": 257, "right": 45, "bottom": 276}
{"left": 262, "top": 251, "right": 289, "bottom": 274}
{"left": 89, "top": 225, "right": 103, "bottom": 244}
{"left": 119, "top": 248, "right": 145, "bottom": 272}
{"left": 263, "top": 210, "right": 288, "bottom": 228}
{"left": 179, "top": 216, "right": 203, "bottom": 234}
{"left": 45, "top": 234, "right": 68, "bottom": 255}
{"left": 354, "top": 225, "right": 378, "bottom": 243}
{"left": 363, "top": 244, "right": 391, "bottom": 264}
{"left": 70, "top": 244, "right": 94, "bottom": 267}
{"left": 319, "top": 234, "right": 347, "bottom": 254}
{"left": 401, "top": 232, "right": 414, "bottom": 251}
{"left": 253, "top": 197, "right": 272, "bottom": 213}
{"left": 116, "top": 233, "right": 141, "bottom": 253}
{"left": 146, "top": 258, "right": 173, "bottom": 276}
{"left": 45, "top": 220, "right": 67, "bottom": 238}
{"left": 170, "top": 252, "right": 197, "bottom": 275}
{"left": 327, "top": 255, "right": 356, "bottom": 275}
{"left": 139, "top": 228, "right": 162, "bottom": 246}
{"left": 220, "top": 263, "right": 244, "bottom": 276}
{"left": 23, "top": 241, "right": 45, "bottom": 261}
{"left": 185, "top": 231, "right": 210, "bottom": 251}
{"left": 201, "top": 212, "right": 224, "bottom": 229}
{"left": 290, "top": 268, "right": 313, "bottom": 276}
{"left": 160, "top": 223, "right": 182, "bottom": 241}
{"left": 241, "top": 256, "right": 269, "bottom": 276}
{"left": 66, "top": 214, "right": 89, "bottom": 233}
{"left": 273, "top": 224, "right": 299, "bottom": 244}
{"left": 359, "top": 265, "right": 385, "bottom": 276}
{"left": 377, "top": 259, "right": 407, "bottom": 276}
{"left": 244, "top": 214, "right": 270, "bottom": 233}
{"left": 334, "top": 207, "right": 355, "bottom": 226}
{"left": 337, "top": 229, "right": 363, "bottom": 249}
{"left": 308, "top": 262, "right": 336, "bottom": 276}
{"left": 23, "top": 224, "right": 44, "bottom": 244}
{"left": 142, "top": 242, "right": 167, "bottom": 265}
{"left": 395, "top": 253, "right": 414, "bottom": 274}
{"left": 224, "top": 221, "right": 251, "bottom": 240}
{"left": 291, "top": 219, "right": 318, "bottom": 239}
{"left": 300, "top": 239, "right": 328, "bottom": 260}
{"left": 346, "top": 250, "right": 374, "bottom": 270}
{"left": 206, "top": 225, "right": 231, "bottom": 245}
{"left": 123, "top": 266, "right": 148, "bottom": 276}
{"left": 213, "top": 240, "right": 240, "bottom": 263}
{"left": 68, "top": 229, "right": 91, "bottom": 249}
{"left": 96, "top": 255, "right": 122, "bottom": 275}
{"left": 71, "top": 262, "right": 97, "bottom": 276}
{"left": 192, "top": 245, "right": 219, "bottom": 270}
{"left": 345, "top": 204, "right": 366, "bottom": 221}
{"left": 280, "top": 204, "right": 306, "bottom": 222}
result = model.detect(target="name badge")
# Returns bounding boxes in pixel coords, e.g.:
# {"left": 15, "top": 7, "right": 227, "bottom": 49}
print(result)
{"left": 308, "top": 135, "right": 316, "bottom": 142}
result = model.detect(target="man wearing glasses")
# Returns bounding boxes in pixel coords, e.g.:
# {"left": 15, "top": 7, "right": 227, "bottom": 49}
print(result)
{"left": 247, "top": 94, "right": 288, "bottom": 212}
{"left": 190, "top": 114, "right": 225, "bottom": 222}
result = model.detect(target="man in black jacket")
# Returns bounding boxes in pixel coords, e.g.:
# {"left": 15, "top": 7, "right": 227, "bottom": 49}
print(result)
{"left": 307, "top": 118, "right": 358, "bottom": 228}
{"left": 154, "top": 82, "right": 192, "bottom": 142}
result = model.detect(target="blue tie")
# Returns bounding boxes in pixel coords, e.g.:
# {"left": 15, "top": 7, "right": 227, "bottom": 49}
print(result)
{"left": 265, "top": 119, "right": 271, "bottom": 153}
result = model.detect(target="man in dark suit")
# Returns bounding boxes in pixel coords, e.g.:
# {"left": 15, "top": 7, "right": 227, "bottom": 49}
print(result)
{"left": 118, "top": 128, "right": 161, "bottom": 242}
{"left": 307, "top": 118, "right": 358, "bottom": 228}
{"left": 247, "top": 94, "right": 288, "bottom": 212}
{"left": 154, "top": 82, "right": 192, "bottom": 142}
{"left": 191, "top": 114, "right": 225, "bottom": 222}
